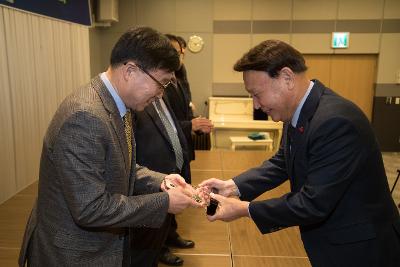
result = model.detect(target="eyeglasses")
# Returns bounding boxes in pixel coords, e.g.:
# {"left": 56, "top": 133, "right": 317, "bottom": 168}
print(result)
{"left": 136, "top": 64, "right": 172, "bottom": 91}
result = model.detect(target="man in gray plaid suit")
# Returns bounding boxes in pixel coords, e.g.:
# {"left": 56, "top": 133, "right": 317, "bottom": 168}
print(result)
{"left": 18, "top": 26, "right": 201, "bottom": 267}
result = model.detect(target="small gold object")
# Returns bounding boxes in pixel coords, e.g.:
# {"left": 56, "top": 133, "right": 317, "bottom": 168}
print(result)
{"left": 192, "top": 194, "right": 203, "bottom": 203}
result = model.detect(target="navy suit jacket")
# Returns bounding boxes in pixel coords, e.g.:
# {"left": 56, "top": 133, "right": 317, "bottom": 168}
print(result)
{"left": 234, "top": 80, "right": 400, "bottom": 266}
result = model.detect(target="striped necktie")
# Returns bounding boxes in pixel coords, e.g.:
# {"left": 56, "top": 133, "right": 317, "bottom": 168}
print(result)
{"left": 154, "top": 98, "right": 184, "bottom": 171}
{"left": 123, "top": 109, "right": 133, "bottom": 169}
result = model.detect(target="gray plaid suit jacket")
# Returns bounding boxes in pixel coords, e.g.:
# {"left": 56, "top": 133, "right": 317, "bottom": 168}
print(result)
{"left": 19, "top": 75, "right": 169, "bottom": 267}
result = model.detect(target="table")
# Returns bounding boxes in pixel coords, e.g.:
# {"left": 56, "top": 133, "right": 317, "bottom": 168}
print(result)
{"left": 230, "top": 136, "right": 273, "bottom": 151}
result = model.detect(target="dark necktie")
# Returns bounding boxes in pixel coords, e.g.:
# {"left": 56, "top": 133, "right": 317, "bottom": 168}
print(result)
{"left": 288, "top": 124, "right": 296, "bottom": 153}
{"left": 154, "top": 98, "right": 184, "bottom": 171}
{"left": 123, "top": 110, "right": 133, "bottom": 169}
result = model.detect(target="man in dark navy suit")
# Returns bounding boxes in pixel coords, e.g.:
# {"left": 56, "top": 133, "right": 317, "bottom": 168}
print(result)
{"left": 201, "top": 40, "right": 400, "bottom": 267}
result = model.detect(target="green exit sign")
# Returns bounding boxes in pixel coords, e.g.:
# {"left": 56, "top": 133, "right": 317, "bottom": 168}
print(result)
{"left": 332, "top": 32, "right": 350, "bottom": 48}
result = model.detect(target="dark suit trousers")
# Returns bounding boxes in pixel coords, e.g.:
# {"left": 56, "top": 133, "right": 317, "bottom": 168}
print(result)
{"left": 166, "top": 215, "right": 179, "bottom": 242}
{"left": 130, "top": 214, "right": 173, "bottom": 267}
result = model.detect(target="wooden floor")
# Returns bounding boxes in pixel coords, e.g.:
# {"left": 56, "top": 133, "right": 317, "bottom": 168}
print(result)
{"left": 1, "top": 150, "right": 399, "bottom": 266}
{"left": 0, "top": 177, "right": 37, "bottom": 266}
{"left": 161, "top": 150, "right": 310, "bottom": 267}
{"left": 0, "top": 149, "right": 393, "bottom": 267}
{"left": 0, "top": 150, "right": 311, "bottom": 267}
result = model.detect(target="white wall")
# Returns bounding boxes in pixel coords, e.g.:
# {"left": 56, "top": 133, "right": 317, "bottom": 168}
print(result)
{"left": 0, "top": 6, "right": 91, "bottom": 204}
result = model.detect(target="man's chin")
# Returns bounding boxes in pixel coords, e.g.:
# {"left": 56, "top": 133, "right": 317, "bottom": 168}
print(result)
{"left": 136, "top": 101, "right": 153, "bottom": 111}
{"left": 135, "top": 105, "right": 145, "bottom": 111}
{"left": 269, "top": 115, "right": 282, "bottom": 123}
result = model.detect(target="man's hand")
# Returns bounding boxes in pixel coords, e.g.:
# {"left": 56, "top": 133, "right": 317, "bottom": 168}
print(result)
{"left": 167, "top": 187, "right": 202, "bottom": 214}
{"left": 206, "top": 193, "right": 250, "bottom": 222}
{"left": 199, "top": 178, "right": 239, "bottom": 198}
{"left": 160, "top": 174, "right": 203, "bottom": 213}
{"left": 161, "top": 174, "right": 188, "bottom": 191}
{"left": 191, "top": 117, "right": 213, "bottom": 133}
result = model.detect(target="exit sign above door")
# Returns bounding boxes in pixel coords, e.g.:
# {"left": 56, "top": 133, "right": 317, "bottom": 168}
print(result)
{"left": 332, "top": 32, "right": 350, "bottom": 48}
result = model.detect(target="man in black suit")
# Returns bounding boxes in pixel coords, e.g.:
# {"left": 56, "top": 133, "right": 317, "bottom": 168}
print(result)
{"left": 201, "top": 40, "right": 400, "bottom": 266}
{"left": 164, "top": 34, "right": 213, "bottom": 161}
{"left": 155, "top": 34, "right": 212, "bottom": 264}
{"left": 131, "top": 96, "right": 193, "bottom": 266}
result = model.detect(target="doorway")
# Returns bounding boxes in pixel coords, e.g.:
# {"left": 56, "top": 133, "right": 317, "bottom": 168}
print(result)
{"left": 304, "top": 54, "right": 377, "bottom": 121}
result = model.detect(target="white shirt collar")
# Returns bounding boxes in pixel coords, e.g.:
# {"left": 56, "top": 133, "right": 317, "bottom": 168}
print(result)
{"left": 291, "top": 81, "right": 314, "bottom": 127}
{"left": 100, "top": 72, "right": 128, "bottom": 118}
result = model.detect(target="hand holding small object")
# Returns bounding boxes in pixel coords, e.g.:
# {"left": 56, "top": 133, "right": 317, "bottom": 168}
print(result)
{"left": 206, "top": 193, "right": 250, "bottom": 222}
{"left": 199, "top": 178, "right": 240, "bottom": 198}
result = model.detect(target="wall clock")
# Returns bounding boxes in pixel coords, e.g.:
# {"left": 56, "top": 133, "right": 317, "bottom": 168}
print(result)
{"left": 187, "top": 35, "right": 204, "bottom": 53}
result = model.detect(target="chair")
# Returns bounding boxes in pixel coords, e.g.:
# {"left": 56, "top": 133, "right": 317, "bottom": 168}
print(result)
{"left": 192, "top": 132, "right": 211, "bottom": 150}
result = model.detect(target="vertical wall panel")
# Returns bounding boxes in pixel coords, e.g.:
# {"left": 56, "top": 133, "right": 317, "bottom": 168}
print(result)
{"left": 136, "top": 0, "right": 176, "bottom": 32}
{"left": 0, "top": 7, "right": 17, "bottom": 203}
{"left": 176, "top": 0, "right": 213, "bottom": 32}
{"left": 213, "top": 34, "right": 251, "bottom": 83}
{"left": 53, "top": 22, "right": 74, "bottom": 102}
{"left": 303, "top": 55, "right": 332, "bottom": 87}
{"left": 384, "top": 0, "right": 400, "bottom": 19}
{"left": 252, "top": 34, "right": 291, "bottom": 47}
{"left": 70, "top": 24, "right": 91, "bottom": 88}
{"left": 292, "top": 34, "right": 334, "bottom": 54}
{"left": 183, "top": 33, "right": 213, "bottom": 117}
{"left": 338, "top": 0, "right": 384, "bottom": 19}
{"left": 3, "top": 9, "right": 41, "bottom": 190}
{"left": 253, "top": 0, "right": 292, "bottom": 20}
{"left": 293, "top": 0, "right": 337, "bottom": 20}
{"left": 89, "top": 27, "right": 105, "bottom": 77}
{"left": 377, "top": 33, "right": 400, "bottom": 84}
{"left": 0, "top": 6, "right": 90, "bottom": 204}
{"left": 32, "top": 16, "right": 58, "bottom": 139}
{"left": 330, "top": 55, "right": 377, "bottom": 120}
{"left": 214, "top": 0, "right": 252, "bottom": 20}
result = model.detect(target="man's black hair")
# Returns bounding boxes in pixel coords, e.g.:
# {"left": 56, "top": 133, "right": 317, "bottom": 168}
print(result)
{"left": 110, "top": 27, "right": 180, "bottom": 72}
{"left": 234, "top": 40, "right": 307, "bottom": 77}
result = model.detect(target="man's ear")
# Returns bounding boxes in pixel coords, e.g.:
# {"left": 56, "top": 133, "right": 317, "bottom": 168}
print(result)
{"left": 122, "top": 62, "right": 138, "bottom": 81}
{"left": 280, "top": 67, "right": 295, "bottom": 90}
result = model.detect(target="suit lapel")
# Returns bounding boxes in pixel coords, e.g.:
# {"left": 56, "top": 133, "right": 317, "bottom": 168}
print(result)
{"left": 128, "top": 113, "right": 137, "bottom": 195}
{"left": 92, "top": 76, "right": 131, "bottom": 178}
{"left": 176, "top": 80, "right": 187, "bottom": 105}
{"left": 164, "top": 96, "right": 190, "bottom": 161}
{"left": 283, "top": 123, "right": 292, "bottom": 175}
{"left": 288, "top": 80, "right": 326, "bottom": 176}
{"left": 145, "top": 98, "right": 190, "bottom": 168}
{"left": 146, "top": 103, "right": 173, "bottom": 147}
{"left": 171, "top": 83, "right": 187, "bottom": 115}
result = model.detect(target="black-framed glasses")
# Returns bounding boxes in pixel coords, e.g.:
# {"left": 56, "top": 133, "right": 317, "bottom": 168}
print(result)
{"left": 136, "top": 64, "right": 172, "bottom": 91}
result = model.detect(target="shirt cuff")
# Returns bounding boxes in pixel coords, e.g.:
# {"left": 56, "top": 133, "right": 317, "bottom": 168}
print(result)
{"left": 232, "top": 179, "right": 241, "bottom": 197}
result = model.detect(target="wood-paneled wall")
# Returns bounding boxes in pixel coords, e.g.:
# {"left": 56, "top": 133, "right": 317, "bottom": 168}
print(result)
{"left": 0, "top": 6, "right": 91, "bottom": 204}
{"left": 304, "top": 54, "right": 377, "bottom": 121}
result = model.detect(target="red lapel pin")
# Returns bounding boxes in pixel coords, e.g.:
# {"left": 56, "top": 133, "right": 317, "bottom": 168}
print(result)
{"left": 298, "top": 126, "right": 304, "bottom": 134}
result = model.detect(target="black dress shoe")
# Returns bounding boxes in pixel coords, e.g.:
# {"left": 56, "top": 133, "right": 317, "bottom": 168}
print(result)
{"left": 159, "top": 249, "right": 184, "bottom": 266}
{"left": 166, "top": 236, "right": 195, "bottom": 249}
